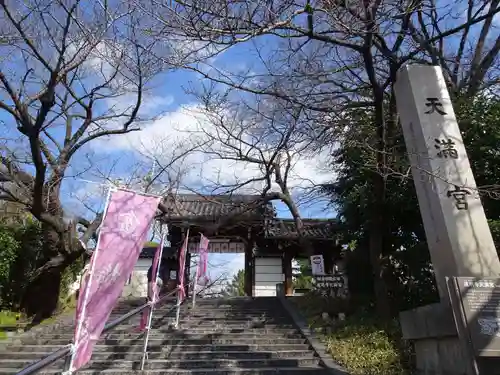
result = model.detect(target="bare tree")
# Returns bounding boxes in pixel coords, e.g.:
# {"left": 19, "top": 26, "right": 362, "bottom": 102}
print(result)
{"left": 133, "top": 0, "right": 500, "bottom": 317}
{"left": 183, "top": 87, "right": 330, "bottom": 254}
{"left": 0, "top": 0, "right": 168, "bottom": 320}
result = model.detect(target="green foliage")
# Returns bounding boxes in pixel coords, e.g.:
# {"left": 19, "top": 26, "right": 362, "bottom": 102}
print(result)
{"left": 0, "top": 227, "right": 19, "bottom": 288}
{"left": 292, "top": 294, "right": 351, "bottom": 327}
{"left": 58, "top": 253, "right": 86, "bottom": 309}
{"left": 293, "top": 258, "right": 313, "bottom": 290}
{"left": 0, "top": 217, "right": 84, "bottom": 315}
{"left": 457, "top": 97, "right": 500, "bottom": 249}
{"left": 0, "top": 310, "right": 22, "bottom": 340}
{"left": 324, "top": 95, "right": 500, "bottom": 314}
{"left": 223, "top": 270, "right": 245, "bottom": 296}
{"left": 0, "top": 219, "right": 45, "bottom": 310}
{"left": 324, "top": 317, "right": 410, "bottom": 375}
{"left": 325, "top": 106, "right": 437, "bottom": 312}
{"left": 3, "top": 219, "right": 45, "bottom": 311}
{"left": 292, "top": 295, "right": 410, "bottom": 375}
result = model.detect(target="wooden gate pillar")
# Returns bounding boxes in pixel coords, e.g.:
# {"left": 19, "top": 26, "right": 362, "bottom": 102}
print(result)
{"left": 244, "top": 243, "right": 253, "bottom": 297}
{"left": 185, "top": 252, "right": 191, "bottom": 297}
{"left": 323, "top": 250, "right": 334, "bottom": 275}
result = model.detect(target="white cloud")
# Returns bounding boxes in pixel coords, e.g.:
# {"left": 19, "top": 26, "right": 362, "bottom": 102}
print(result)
{"left": 209, "top": 253, "right": 244, "bottom": 280}
{"left": 164, "top": 37, "right": 226, "bottom": 66}
{"left": 93, "top": 101, "right": 332, "bottom": 207}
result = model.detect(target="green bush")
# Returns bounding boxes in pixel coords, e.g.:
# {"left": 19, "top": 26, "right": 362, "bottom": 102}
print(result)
{"left": 291, "top": 294, "right": 411, "bottom": 375}
{"left": 0, "top": 220, "right": 45, "bottom": 310}
{"left": 0, "top": 310, "right": 23, "bottom": 339}
{"left": 0, "top": 217, "right": 83, "bottom": 323}
{"left": 324, "top": 315, "right": 410, "bottom": 375}
{"left": 292, "top": 293, "right": 351, "bottom": 328}
{"left": 0, "top": 228, "right": 19, "bottom": 291}
{"left": 58, "top": 253, "right": 86, "bottom": 310}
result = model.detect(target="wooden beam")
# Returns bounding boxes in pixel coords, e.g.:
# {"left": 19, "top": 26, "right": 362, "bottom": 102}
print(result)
{"left": 244, "top": 242, "right": 253, "bottom": 297}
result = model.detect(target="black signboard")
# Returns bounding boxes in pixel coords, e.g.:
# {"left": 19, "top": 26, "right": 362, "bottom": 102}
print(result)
{"left": 453, "top": 277, "right": 500, "bottom": 357}
{"left": 312, "top": 274, "right": 346, "bottom": 298}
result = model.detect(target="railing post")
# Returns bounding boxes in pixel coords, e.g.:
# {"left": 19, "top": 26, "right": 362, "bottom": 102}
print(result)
{"left": 174, "top": 287, "right": 181, "bottom": 329}
{"left": 141, "top": 227, "right": 167, "bottom": 370}
{"left": 140, "top": 301, "right": 153, "bottom": 370}
{"left": 62, "top": 351, "right": 71, "bottom": 374}
{"left": 191, "top": 266, "right": 199, "bottom": 309}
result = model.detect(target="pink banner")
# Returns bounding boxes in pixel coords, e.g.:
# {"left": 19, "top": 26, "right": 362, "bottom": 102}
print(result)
{"left": 197, "top": 235, "right": 209, "bottom": 283}
{"left": 177, "top": 230, "right": 190, "bottom": 302}
{"left": 139, "top": 240, "right": 163, "bottom": 331}
{"left": 71, "top": 190, "right": 161, "bottom": 371}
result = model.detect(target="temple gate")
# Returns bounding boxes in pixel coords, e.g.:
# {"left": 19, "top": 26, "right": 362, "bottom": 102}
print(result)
{"left": 126, "top": 193, "right": 341, "bottom": 298}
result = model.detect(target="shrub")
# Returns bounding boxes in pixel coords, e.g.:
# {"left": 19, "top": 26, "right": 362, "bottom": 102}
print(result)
{"left": 58, "top": 253, "right": 86, "bottom": 310}
{"left": 292, "top": 293, "right": 351, "bottom": 327}
{"left": 0, "top": 227, "right": 19, "bottom": 294}
{"left": 291, "top": 294, "right": 411, "bottom": 375}
{"left": 0, "top": 310, "right": 23, "bottom": 339}
{"left": 0, "top": 220, "right": 45, "bottom": 310}
{"left": 324, "top": 315, "right": 410, "bottom": 375}
{"left": 0, "top": 219, "right": 83, "bottom": 313}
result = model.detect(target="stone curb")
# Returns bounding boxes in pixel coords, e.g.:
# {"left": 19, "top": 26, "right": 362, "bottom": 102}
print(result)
{"left": 278, "top": 295, "right": 349, "bottom": 375}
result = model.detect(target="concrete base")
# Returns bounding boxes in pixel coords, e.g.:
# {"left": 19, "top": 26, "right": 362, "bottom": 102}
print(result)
{"left": 412, "top": 336, "right": 470, "bottom": 375}
{"left": 399, "top": 303, "right": 500, "bottom": 375}
{"left": 400, "top": 303, "right": 472, "bottom": 375}
{"left": 400, "top": 304, "right": 470, "bottom": 375}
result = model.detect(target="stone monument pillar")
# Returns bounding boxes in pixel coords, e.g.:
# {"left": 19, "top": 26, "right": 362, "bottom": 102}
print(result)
{"left": 394, "top": 64, "right": 500, "bottom": 375}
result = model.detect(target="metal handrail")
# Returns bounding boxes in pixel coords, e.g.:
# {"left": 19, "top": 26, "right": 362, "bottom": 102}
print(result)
{"left": 15, "top": 288, "right": 179, "bottom": 375}
{"left": 15, "top": 345, "right": 72, "bottom": 375}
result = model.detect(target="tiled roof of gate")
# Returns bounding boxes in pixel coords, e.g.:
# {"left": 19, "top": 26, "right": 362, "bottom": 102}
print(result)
{"left": 265, "top": 219, "right": 338, "bottom": 240}
{"left": 160, "top": 194, "right": 273, "bottom": 220}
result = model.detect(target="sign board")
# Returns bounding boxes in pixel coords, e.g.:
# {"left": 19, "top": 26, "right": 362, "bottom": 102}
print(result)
{"left": 452, "top": 276, "right": 500, "bottom": 356}
{"left": 310, "top": 255, "right": 325, "bottom": 275}
{"left": 188, "top": 241, "right": 245, "bottom": 253}
{"left": 312, "top": 274, "right": 346, "bottom": 298}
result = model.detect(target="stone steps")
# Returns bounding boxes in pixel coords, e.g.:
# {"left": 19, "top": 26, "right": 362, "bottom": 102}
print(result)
{"left": 119, "top": 321, "right": 297, "bottom": 327}
{"left": 33, "top": 329, "right": 302, "bottom": 339}
{"left": 102, "top": 327, "right": 300, "bottom": 333}
{"left": 6, "top": 356, "right": 320, "bottom": 369}
{"left": 1, "top": 297, "right": 328, "bottom": 374}
{"left": 15, "top": 337, "right": 309, "bottom": 345}
{"left": 0, "top": 367, "right": 330, "bottom": 374}
{"left": 3, "top": 350, "right": 315, "bottom": 360}
{"left": 7, "top": 343, "right": 311, "bottom": 353}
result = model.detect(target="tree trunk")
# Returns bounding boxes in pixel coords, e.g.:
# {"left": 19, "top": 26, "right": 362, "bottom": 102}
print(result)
{"left": 21, "top": 225, "right": 82, "bottom": 323}
{"left": 281, "top": 195, "right": 315, "bottom": 255}
{"left": 22, "top": 262, "right": 65, "bottom": 323}
{"left": 368, "top": 83, "right": 392, "bottom": 319}
{"left": 369, "top": 173, "right": 391, "bottom": 319}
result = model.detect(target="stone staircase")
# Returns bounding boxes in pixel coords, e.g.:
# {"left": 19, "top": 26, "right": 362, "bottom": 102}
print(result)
{"left": 0, "top": 297, "right": 331, "bottom": 374}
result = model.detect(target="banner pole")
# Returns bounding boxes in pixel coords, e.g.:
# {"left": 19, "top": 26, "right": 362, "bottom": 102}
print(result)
{"left": 67, "top": 187, "right": 114, "bottom": 373}
{"left": 174, "top": 288, "right": 181, "bottom": 329}
{"left": 140, "top": 226, "right": 166, "bottom": 370}
{"left": 192, "top": 235, "right": 209, "bottom": 309}
{"left": 140, "top": 300, "right": 152, "bottom": 370}
{"left": 191, "top": 257, "right": 199, "bottom": 309}
{"left": 174, "top": 228, "right": 189, "bottom": 329}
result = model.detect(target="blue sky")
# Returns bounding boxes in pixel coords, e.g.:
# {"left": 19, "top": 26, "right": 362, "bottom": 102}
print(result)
{"left": 37, "top": 38, "right": 336, "bottom": 279}
{"left": 2, "top": 0, "right": 497, "bottom": 280}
